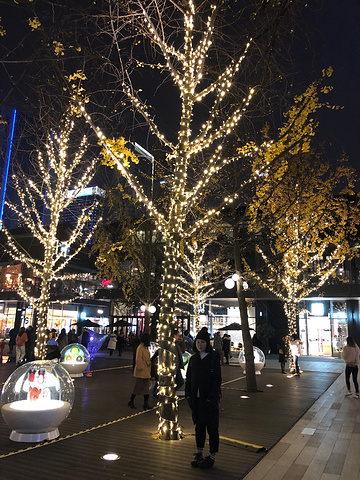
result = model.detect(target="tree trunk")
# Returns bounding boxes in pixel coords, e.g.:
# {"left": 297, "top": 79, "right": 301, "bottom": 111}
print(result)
{"left": 234, "top": 235, "right": 258, "bottom": 392}
{"left": 284, "top": 301, "right": 298, "bottom": 373}
{"left": 34, "top": 278, "right": 50, "bottom": 360}
{"left": 157, "top": 238, "right": 182, "bottom": 440}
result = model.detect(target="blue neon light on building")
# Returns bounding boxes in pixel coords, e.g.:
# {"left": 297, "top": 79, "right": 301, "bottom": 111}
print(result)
{"left": 0, "top": 109, "right": 16, "bottom": 230}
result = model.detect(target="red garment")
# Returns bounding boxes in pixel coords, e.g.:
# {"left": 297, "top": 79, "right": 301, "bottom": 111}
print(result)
{"left": 16, "top": 333, "right": 28, "bottom": 347}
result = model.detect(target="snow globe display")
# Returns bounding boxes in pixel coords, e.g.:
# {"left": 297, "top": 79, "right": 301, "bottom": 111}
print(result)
{"left": 60, "top": 343, "right": 90, "bottom": 378}
{"left": 1, "top": 360, "right": 74, "bottom": 442}
{"left": 238, "top": 346, "right": 266, "bottom": 374}
{"left": 182, "top": 351, "right": 191, "bottom": 374}
{"left": 149, "top": 341, "right": 158, "bottom": 358}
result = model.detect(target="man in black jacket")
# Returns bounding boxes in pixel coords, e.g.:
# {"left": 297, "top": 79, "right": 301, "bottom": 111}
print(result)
{"left": 185, "top": 327, "right": 222, "bottom": 469}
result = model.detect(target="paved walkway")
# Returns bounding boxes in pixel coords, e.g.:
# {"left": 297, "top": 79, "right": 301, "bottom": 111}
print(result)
{"left": 0, "top": 352, "right": 357, "bottom": 479}
{"left": 243, "top": 367, "right": 360, "bottom": 480}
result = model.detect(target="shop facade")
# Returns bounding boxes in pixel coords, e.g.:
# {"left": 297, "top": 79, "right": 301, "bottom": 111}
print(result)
{"left": 0, "top": 299, "right": 110, "bottom": 337}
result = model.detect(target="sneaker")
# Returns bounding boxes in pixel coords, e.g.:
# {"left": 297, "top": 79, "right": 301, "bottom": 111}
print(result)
{"left": 345, "top": 391, "right": 352, "bottom": 396}
{"left": 353, "top": 393, "right": 359, "bottom": 399}
{"left": 191, "top": 452, "right": 203, "bottom": 468}
{"left": 198, "top": 456, "right": 215, "bottom": 469}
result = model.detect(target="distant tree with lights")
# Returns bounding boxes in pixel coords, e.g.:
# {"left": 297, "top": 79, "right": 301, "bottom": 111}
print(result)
{"left": 176, "top": 238, "right": 228, "bottom": 331}
{"left": 3, "top": 115, "right": 100, "bottom": 360}
{"left": 78, "top": 0, "right": 321, "bottom": 439}
{"left": 247, "top": 143, "right": 360, "bottom": 356}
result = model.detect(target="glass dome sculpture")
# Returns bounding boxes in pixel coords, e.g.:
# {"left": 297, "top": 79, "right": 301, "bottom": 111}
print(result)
{"left": 238, "top": 346, "right": 266, "bottom": 375}
{"left": 182, "top": 351, "right": 191, "bottom": 374}
{"left": 1, "top": 360, "right": 74, "bottom": 442}
{"left": 60, "top": 343, "right": 90, "bottom": 377}
{"left": 149, "top": 341, "right": 158, "bottom": 357}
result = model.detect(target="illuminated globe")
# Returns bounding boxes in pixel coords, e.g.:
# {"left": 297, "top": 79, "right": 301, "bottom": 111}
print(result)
{"left": 238, "top": 346, "right": 266, "bottom": 375}
{"left": 182, "top": 351, "right": 191, "bottom": 373}
{"left": 1, "top": 360, "right": 74, "bottom": 442}
{"left": 60, "top": 343, "right": 90, "bottom": 377}
{"left": 149, "top": 341, "right": 158, "bottom": 357}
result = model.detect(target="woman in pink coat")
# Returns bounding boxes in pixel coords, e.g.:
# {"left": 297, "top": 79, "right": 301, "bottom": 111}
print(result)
{"left": 342, "top": 336, "right": 360, "bottom": 398}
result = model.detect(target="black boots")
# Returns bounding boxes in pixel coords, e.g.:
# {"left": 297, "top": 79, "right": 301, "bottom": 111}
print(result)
{"left": 128, "top": 394, "right": 136, "bottom": 409}
{"left": 143, "top": 395, "right": 151, "bottom": 410}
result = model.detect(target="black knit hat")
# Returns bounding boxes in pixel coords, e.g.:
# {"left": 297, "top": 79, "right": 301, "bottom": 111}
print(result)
{"left": 196, "top": 327, "right": 210, "bottom": 341}
{"left": 194, "top": 327, "right": 212, "bottom": 353}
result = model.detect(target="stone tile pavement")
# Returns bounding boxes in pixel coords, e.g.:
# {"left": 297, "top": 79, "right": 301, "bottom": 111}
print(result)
{"left": 243, "top": 369, "right": 360, "bottom": 480}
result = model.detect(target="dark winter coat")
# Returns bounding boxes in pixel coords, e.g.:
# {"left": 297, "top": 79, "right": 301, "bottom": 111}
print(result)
{"left": 185, "top": 350, "right": 221, "bottom": 424}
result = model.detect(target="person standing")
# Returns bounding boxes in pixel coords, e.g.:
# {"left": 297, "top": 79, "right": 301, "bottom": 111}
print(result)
{"left": 8, "top": 328, "right": 16, "bottom": 354}
{"left": 185, "top": 327, "right": 222, "bottom": 469}
{"left": 108, "top": 331, "right": 117, "bottom": 356}
{"left": 81, "top": 328, "right": 90, "bottom": 349}
{"left": 117, "top": 329, "right": 126, "bottom": 357}
{"left": 278, "top": 335, "right": 290, "bottom": 374}
{"left": 15, "top": 327, "right": 28, "bottom": 365}
{"left": 222, "top": 334, "right": 231, "bottom": 365}
{"left": 25, "top": 325, "right": 35, "bottom": 362}
{"left": 213, "top": 331, "right": 223, "bottom": 364}
{"left": 57, "top": 328, "right": 68, "bottom": 352}
{"left": 128, "top": 332, "right": 152, "bottom": 410}
{"left": 342, "top": 336, "right": 360, "bottom": 398}
{"left": 183, "top": 330, "right": 194, "bottom": 352}
{"left": 68, "top": 328, "right": 78, "bottom": 344}
{"left": 290, "top": 334, "right": 303, "bottom": 375}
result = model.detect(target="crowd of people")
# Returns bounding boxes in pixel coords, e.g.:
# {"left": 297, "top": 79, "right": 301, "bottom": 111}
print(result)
{"left": 6, "top": 325, "right": 93, "bottom": 365}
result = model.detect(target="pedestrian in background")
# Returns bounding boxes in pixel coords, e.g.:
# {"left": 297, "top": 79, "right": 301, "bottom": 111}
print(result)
{"left": 8, "top": 328, "right": 16, "bottom": 354}
{"left": 185, "top": 327, "right": 222, "bottom": 469}
{"left": 57, "top": 328, "right": 68, "bottom": 352}
{"left": 25, "top": 325, "right": 35, "bottom": 362}
{"left": 222, "top": 334, "right": 231, "bottom": 365}
{"left": 108, "top": 331, "right": 117, "bottom": 356}
{"left": 117, "top": 329, "right": 126, "bottom": 356}
{"left": 183, "top": 330, "right": 194, "bottom": 352}
{"left": 342, "top": 336, "right": 360, "bottom": 398}
{"left": 278, "top": 335, "right": 290, "bottom": 374}
{"left": 213, "top": 331, "right": 223, "bottom": 364}
{"left": 81, "top": 328, "right": 90, "bottom": 349}
{"left": 68, "top": 328, "right": 78, "bottom": 344}
{"left": 128, "top": 332, "right": 152, "bottom": 410}
{"left": 290, "top": 334, "right": 303, "bottom": 375}
{"left": 15, "top": 327, "right": 28, "bottom": 366}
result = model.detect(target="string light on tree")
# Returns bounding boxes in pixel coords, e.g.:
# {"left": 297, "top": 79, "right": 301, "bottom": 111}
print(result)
{"left": 4, "top": 114, "right": 101, "bottom": 360}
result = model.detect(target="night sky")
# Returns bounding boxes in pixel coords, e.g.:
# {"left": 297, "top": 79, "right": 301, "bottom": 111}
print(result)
{"left": 301, "top": 1, "right": 360, "bottom": 170}
{"left": 0, "top": 0, "right": 360, "bottom": 171}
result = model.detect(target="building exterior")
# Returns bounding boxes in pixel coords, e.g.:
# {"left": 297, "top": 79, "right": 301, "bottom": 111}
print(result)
{"left": 60, "top": 185, "right": 105, "bottom": 235}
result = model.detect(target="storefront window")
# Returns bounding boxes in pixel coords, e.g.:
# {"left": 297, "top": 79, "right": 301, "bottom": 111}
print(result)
{"left": 331, "top": 301, "right": 348, "bottom": 357}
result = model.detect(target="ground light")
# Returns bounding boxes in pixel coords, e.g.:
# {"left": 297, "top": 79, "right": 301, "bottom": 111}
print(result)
{"left": 266, "top": 384, "right": 273, "bottom": 388}
{"left": 101, "top": 453, "right": 121, "bottom": 461}
{"left": 240, "top": 395, "right": 250, "bottom": 399}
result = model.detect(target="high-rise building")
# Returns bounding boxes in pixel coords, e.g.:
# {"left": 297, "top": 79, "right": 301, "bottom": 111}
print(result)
{"left": 60, "top": 185, "right": 105, "bottom": 236}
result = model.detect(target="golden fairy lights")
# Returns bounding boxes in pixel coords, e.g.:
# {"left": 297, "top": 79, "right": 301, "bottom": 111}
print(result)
{"left": 4, "top": 115, "right": 101, "bottom": 360}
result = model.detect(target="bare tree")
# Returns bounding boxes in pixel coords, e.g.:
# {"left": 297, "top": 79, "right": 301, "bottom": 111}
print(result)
{"left": 3, "top": 114, "right": 101, "bottom": 359}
